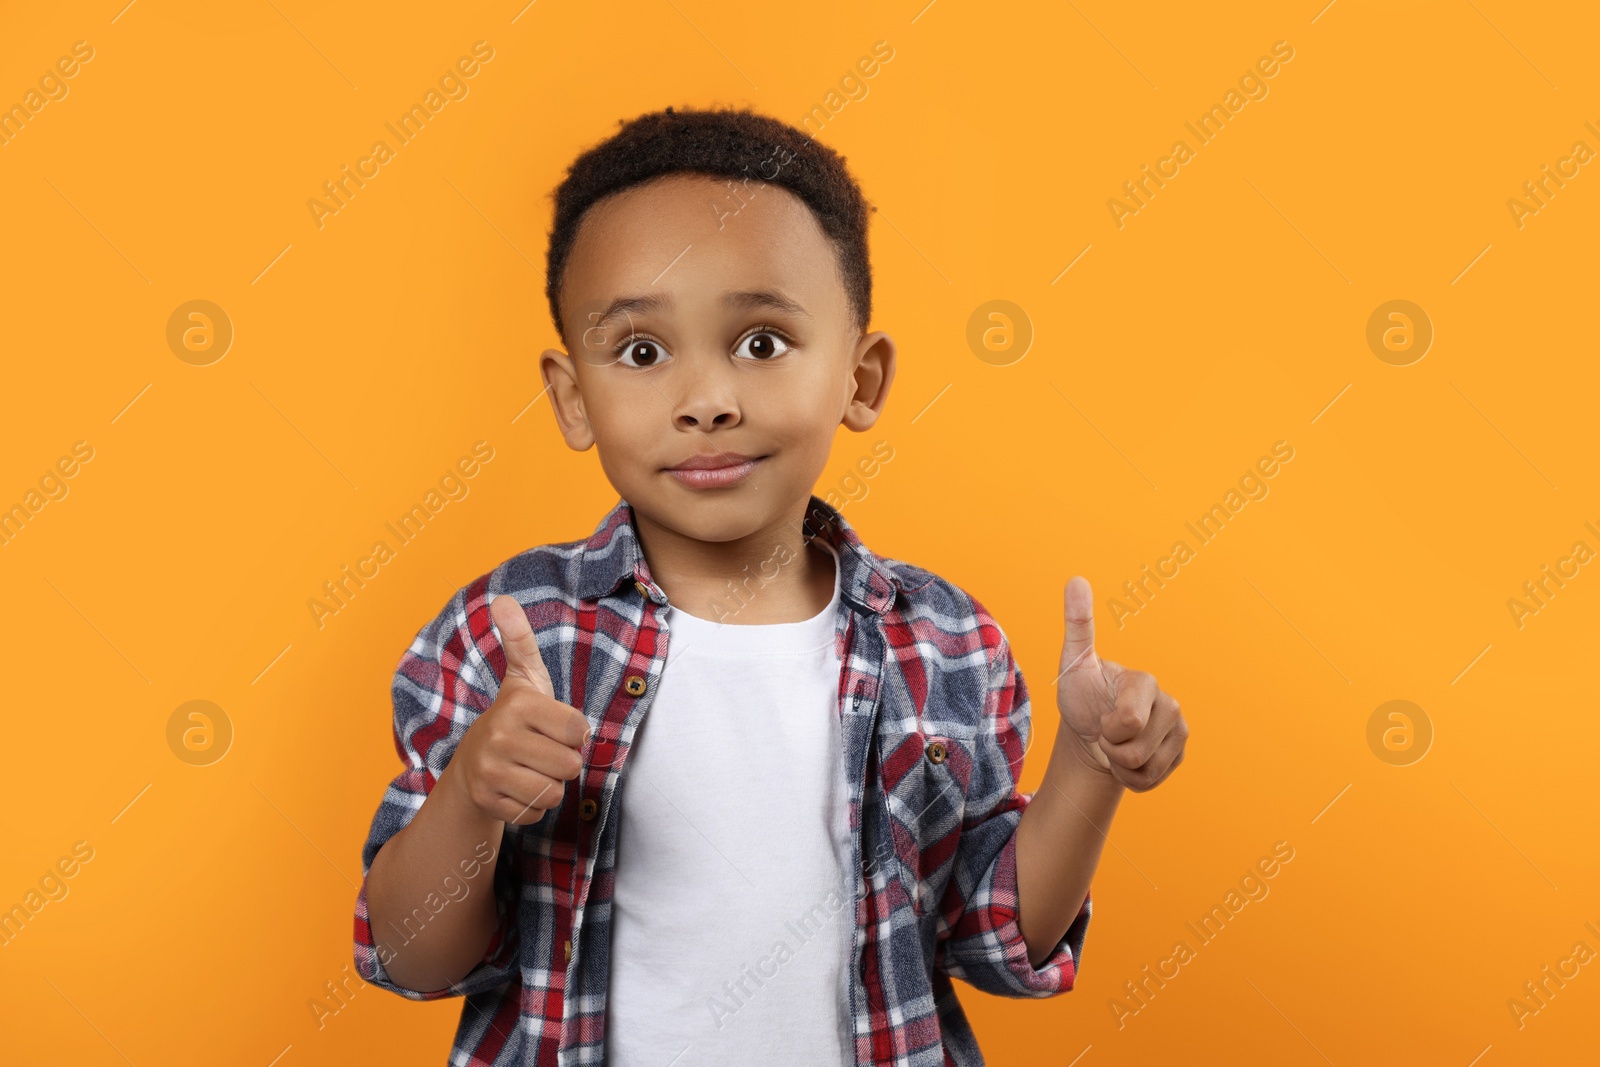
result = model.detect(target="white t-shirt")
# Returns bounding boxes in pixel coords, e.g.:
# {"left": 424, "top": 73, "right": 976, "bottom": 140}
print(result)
{"left": 605, "top": 541, "right": 853, "bottom": 1067}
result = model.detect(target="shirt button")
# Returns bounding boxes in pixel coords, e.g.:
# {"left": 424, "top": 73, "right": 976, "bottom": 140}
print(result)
{"left": 624, "top": 674, "right": 647, "bottom": 697}
{"left": 564, "top": 939, "right": 572, "bottom": 961}
{"left": 634, "top": 578, "right": 650, "bottom": 598}
{"left": 926, "top": 740, "right": 947, "bottom": 764}
{"left": 579, "top": 798, "right": 598, "bottom": 821}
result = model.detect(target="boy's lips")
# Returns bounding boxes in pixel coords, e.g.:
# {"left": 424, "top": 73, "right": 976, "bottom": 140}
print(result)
{"left": 662, "top": 453, "right": 766, "bottom": 489}
{"left": 663, "top": 451, "right": 763, "bottom": 471}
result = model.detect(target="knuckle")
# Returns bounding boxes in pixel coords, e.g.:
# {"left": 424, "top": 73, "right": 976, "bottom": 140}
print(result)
{"left": 538, "top": 736, "right": 584, "bottom": 781}
{"left": 496, "top": 688, "right": 533, "bottom": 723}
{"left": 569, "top": 712, "right": 592, "bottom": 747}
{"left": 484, "top": 722, "right": 511, "bottom": 752}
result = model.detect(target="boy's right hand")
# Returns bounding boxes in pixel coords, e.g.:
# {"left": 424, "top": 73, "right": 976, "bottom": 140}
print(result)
{"left": 449, "top": 594, "right": 592, "bottom": 826}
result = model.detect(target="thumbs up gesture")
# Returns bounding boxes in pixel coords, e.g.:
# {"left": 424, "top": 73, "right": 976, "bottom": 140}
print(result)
{"left": 1056, "top": 576, "right": 1188, "bottom": 792}
{"left": 449, "top": 595, "right": 593, "bottom": 826}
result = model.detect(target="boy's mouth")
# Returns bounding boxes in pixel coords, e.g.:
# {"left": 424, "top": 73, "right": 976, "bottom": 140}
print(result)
{"left": 662, "top": 452, "right": 767, "bottom": 489}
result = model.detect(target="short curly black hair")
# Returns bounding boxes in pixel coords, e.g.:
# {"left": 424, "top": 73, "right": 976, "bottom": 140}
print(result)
{"left": 544, "top": 105, "right": 874, "bottom": 343}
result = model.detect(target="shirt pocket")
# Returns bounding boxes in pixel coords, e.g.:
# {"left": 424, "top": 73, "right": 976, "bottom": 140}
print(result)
{"left": 876, "top": 718, "right": 976, "bottom": 918}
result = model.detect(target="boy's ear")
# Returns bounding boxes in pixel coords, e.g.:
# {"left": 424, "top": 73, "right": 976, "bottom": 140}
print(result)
{"left": 842, "top": 330, "right": 895, "bottom": 432}
{"left": 541, "top": 347, "right": 595, "bottom": 451}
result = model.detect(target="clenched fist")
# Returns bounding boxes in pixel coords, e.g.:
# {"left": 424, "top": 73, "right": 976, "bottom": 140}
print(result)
{"left": 1056, "top": 576, "right": 1187, "bottom": 792}
{"left": 449, "top": 594, "right": 593, "bottom": 825}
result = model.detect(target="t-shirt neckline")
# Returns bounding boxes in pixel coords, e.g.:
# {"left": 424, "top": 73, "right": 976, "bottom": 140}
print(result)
{"left": 663, "top": 540, "right": 841, "bottom": 654}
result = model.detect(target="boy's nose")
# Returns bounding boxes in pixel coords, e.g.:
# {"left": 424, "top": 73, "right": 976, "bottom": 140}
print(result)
{"left": 674, "top": 397, "right": 741, "bottom": 430}
{"left": 671, "top": 368, "right": 743, "bottom": 430}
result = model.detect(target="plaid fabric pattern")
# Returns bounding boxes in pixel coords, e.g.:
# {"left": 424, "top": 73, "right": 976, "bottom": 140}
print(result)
{"left": 353, "top": 493, "right": 1091, "bottom": 1065}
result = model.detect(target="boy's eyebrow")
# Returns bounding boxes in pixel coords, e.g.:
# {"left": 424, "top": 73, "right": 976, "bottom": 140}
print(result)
{"left": 592, "top": 288, "right": 811, "bottom": 329}
{"left": 724, "top": 288, "right": 811, "bottom": 319}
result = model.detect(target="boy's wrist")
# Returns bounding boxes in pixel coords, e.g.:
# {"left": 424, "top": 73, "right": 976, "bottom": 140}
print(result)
{"left": 1061, "top": 729, "right": 1121, "bottom": 786}
{"left": 424, "top": 762, "right": 508, "bottom": 854}
{"left": 1036, "top": 729, "right": 1127, "bottom": 812}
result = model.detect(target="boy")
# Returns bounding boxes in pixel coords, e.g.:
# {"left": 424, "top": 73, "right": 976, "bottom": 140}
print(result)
{"left": 353, "top": 106, "right": 1187, "bottom": 1066}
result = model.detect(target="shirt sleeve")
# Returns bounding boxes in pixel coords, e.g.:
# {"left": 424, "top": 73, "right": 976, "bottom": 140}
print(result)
{"left": 352, "top": 585, "right": 521, "bottom": 1000}
{"left": 932, "top": 624, "right": 1091, "bottom": 998}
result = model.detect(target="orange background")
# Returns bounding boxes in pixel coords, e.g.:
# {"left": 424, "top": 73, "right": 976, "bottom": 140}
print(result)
{"left": 3, "top": 1, "right": 1597, "bottom": 1063}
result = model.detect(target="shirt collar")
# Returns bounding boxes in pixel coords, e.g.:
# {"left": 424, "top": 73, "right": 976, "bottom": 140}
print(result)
{"left": 576, "top": 493, "right": 907, "bottom": 616}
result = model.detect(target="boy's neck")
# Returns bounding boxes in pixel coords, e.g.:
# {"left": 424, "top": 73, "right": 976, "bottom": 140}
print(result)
{"left": 631, "top": 500, "right": 837, "bottom": 625}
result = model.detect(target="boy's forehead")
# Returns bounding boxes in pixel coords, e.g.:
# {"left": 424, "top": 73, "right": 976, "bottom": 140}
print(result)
{"left": 561, "top": 173, "right": 840, "bottom": 323}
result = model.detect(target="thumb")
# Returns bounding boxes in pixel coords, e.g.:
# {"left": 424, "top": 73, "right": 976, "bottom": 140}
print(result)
{"left": 490, "top": 594, "right": 554, "bottom": 697}
{"left": 1061, "top": 576, "right": 1099, "bottom": 675}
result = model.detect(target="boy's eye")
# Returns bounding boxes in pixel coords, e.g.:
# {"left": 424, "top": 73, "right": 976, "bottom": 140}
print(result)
{"left": 615, "top": 338, "right": 669, "bottom": 368}
{"left": 735, "top": 331, "right": 791, "bottom": 361}
{"left": 612, "top": 330, "right": 793, "bottom": 368}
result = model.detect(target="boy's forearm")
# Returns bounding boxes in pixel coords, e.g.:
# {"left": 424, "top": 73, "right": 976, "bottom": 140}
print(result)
{"left": 365, "top": 765, "right": 508, "bottom": 993}
{"left": 1015, "top": 729, "right": 1124, "bottom": 969}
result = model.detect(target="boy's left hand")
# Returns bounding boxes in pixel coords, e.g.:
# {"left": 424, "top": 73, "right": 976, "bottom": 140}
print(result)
{"left": 1055, "top": 575, "right": 1188, "bottom": 792}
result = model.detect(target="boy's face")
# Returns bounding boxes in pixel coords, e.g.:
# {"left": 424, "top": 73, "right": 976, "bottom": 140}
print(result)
{"left": 542, "top": 172, "right": 894, "bottom": 546}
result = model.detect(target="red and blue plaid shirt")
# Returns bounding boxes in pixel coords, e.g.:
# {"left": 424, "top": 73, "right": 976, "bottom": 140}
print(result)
{"left": 353, "top": 493, "right": 1091, "bottom": 1065}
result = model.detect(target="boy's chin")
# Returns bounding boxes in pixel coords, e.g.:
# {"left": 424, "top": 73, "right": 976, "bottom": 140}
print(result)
{"left": 629, "top": 484, "right": 806, "bottom": 542}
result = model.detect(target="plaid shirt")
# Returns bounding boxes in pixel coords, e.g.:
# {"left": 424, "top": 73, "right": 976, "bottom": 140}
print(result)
{"left": 353, "top": 493, "right": 1091, "bottom": 1065}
